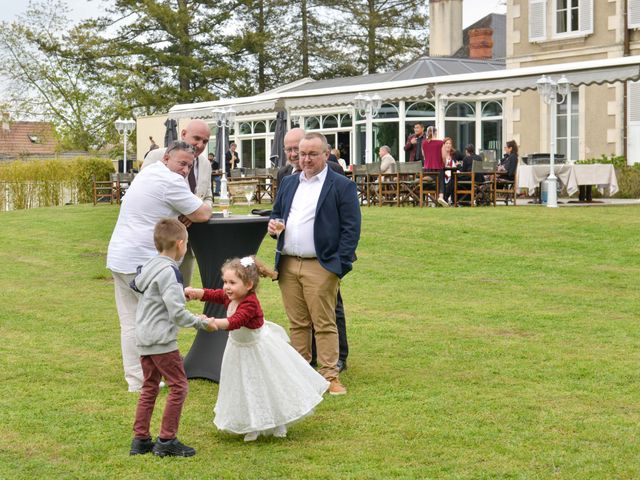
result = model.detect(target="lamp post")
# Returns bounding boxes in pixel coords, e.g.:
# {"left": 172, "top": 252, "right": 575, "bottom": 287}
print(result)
{"left": 354, "top": 93, "right": 382, "bottom": 164}
{"left": 211, "top": 107, "right": 236, "bottom": 206}
{"left": 114, "top": 118, "right": 136, "bottom": 174}
{"left": 536, "top": 74, "right": 570, "bottom": 208}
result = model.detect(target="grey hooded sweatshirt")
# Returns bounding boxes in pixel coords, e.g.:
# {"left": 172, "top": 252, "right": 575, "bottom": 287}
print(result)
{"left": 131, "top": 255, "right": 208, "bottom": 356}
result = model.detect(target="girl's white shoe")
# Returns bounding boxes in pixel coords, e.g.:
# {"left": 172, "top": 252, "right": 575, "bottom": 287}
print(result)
{"left": 243, "top": 431, "right": 259, "bottom": 442}
{"left": 273, "top": 425, "right": 287, "bottom": 438}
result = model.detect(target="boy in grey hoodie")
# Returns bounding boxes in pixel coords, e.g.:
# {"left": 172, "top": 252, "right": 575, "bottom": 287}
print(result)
{"left": 129, "top": 218, "right": 216, "bottom": 458}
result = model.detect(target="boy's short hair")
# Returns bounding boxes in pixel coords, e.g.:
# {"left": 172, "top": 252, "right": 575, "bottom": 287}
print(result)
{"left": 154, "top": 218, "right": 187, "bottom": 252}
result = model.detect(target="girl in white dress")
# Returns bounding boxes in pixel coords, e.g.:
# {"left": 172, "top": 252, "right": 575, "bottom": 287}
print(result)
{"left": 185, "top": 256, "right": 329, "bottom": 441}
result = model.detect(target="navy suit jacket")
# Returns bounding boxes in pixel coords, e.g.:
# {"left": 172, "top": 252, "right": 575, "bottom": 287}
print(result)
{"left": 271, "top": 166, "right": 361, "bottom": 278}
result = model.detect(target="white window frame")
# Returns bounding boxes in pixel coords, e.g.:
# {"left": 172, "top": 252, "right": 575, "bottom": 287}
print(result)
{"left": 556, "top": 89, "right": 579, "bottom": 162}
{"left": 552, "top": 0, "right": 593, "bottom": 39}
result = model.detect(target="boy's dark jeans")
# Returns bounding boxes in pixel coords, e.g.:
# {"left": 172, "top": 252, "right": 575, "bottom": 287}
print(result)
{"left": 133, "top": 350, "right": 189, "bottom": 440}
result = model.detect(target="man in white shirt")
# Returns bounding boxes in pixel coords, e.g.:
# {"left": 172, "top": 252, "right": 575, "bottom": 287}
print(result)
{"left": 142, "top": 120, "right": 213, "bottom": 286}
{"left": 107, "top": 141, "right": 212, "bottom": 392}
{"left": 268, "top": 133, "right": 361, "bottom": 395}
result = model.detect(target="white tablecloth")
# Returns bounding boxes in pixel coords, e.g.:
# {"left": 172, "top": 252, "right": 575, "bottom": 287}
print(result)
{"left": 517, "top": 164, "right": 618, "bottom": 196}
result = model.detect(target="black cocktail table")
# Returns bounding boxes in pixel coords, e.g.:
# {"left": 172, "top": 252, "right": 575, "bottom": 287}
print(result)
{"left": 184, "top": 214, "right": 269, "bottom": 381}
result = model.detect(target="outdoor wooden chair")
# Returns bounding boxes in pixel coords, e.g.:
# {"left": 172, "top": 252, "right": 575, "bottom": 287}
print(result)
{"left": 376, "top": 170, "right": 400, "bottom": 206}
{"left": 397, "top": 162, "right": 423, "bottom": 207}
{"left": 365, "top": 161, "right": 381, "bottom": 206}
{"left": 253, "top": 167, "right": 274, "bottom": 204}
{"left": 495, "top": 171, "right": 518, "bottom": 206}
{"left": 112, "top": 172, "right": 135, "bottom": 202}
{"left": 421, "top": 169, "right": 441, "bottom": 207}
{"left": 92, "top": 175, "right": 116, "bottom": 205}
{"left": 352, "top": 164, "right": 368, "bottom": 205}
{"left": 454, "top": 160, "right": 496, "bottom": 207}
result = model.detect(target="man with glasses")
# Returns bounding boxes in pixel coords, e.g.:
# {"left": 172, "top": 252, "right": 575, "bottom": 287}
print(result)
{"left": 268, "top": 132, "right": 361, "bottom": 395}
{"left": 276, "top": 128, "right": 350, "bottom": 373}
{"left": 107, "top": 140, "right": 212, "bottom": 392}
{"left": 143, "top": 120, "right": 213, "bottom": 286}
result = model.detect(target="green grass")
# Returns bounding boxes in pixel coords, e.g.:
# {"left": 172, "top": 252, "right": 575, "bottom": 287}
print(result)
{"left": 1, "top": 203, "right": 639, "bottom": 479}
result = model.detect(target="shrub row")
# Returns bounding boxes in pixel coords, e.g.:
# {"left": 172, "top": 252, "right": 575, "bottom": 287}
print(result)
{"left": 0, "top": 157, "right": 115, "bottom": 210}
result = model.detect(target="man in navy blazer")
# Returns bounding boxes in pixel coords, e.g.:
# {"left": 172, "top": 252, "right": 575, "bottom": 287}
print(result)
{"left": 268, "top": 132, "right": 361, "bottom": 395}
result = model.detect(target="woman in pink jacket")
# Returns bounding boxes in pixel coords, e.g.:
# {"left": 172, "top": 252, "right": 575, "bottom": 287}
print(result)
{"left": 421, "top": 126, "right": 448, "bottom": 207}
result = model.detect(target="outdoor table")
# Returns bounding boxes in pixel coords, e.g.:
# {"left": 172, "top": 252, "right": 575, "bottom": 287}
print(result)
{"left": 183, "top": 214, "right": 270, "bottom": 382}
{"left": 517, "top": 164, "right": 618, "bottom": 199}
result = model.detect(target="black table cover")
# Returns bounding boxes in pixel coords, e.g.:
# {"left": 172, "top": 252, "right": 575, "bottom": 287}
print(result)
{"left": 184, "top": 215, "right": 269, "bottom": 381}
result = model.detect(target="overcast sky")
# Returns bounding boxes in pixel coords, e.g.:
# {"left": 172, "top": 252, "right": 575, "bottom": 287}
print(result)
{"left": 0, "top": 0, "right": 507, "bottom": 28}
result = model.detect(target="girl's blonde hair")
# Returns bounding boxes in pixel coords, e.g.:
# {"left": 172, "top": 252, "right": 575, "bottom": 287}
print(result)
{"left": 221, "top": 256, "right": 278, "bottom": 293}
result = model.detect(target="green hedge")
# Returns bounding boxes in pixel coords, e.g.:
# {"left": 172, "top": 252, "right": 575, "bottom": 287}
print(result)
{"left": 576, "top": 155, "right": 640, "bottom": 199}
{"left": 0, "top": 157, "right": 115, "bottom": 210}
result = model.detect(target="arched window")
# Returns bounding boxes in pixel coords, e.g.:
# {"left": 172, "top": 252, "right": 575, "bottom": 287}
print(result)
{"left": 254, "top": 121, "right": 266, "bottom": 134}
{"left": 446, "top": 102, "right": 475, "bottom": 118}
{"left": 239, "top": 122, "right": 251, "bottom": 135}
{"left": 376, "top": 103, "right": 399, "bottom": 119}
{"left": 482, "top": 101, "right": 502, "bottom": 117}
{"left": 340, "top": 114, "right": 352, "bottom": 127}
{"left": 305, "top": 116, "right": 320, "bottom": 130}
{"left": 406, "top": 102, "right": 436, "bottom": 117}
{"left": 322, "top": 115, "right": 338, "bottom": 129}
{"left": 268, "top": 120, "right": 277, "bottom": 133}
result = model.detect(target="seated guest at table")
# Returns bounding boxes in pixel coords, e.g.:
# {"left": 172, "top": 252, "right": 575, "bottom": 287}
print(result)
{"left": 379, "top": 145, "right": 397, "bottom": 174}
{"left": 442, "top": 137, "right": 463, "bottom": 205}
{"left": 498, "top": 140, "right": 519, "bottom": 181}
{"left": 332, "top": 148, "right": 348, "bottom": 171}
{"left": 422, "top": 126, "right": 448, "bottom": 207}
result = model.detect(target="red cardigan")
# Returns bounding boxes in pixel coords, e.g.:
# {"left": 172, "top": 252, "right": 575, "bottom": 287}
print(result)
{"left": 422, "top": 139, "right": 444, "bottom": 170}
{"left": 201, "top": 289, "right": 264, "bottom": 330}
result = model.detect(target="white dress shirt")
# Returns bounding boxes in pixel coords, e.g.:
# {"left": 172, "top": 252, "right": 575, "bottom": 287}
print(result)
{"left": 281, "top": 165, "right": 328, "bottom": 258}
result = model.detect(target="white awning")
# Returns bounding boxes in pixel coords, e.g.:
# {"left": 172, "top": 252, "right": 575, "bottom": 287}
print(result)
{"left": 283, "top": 85, "right": 431, "bottom": 109}
{"left": 169, "top": 99, "right": 278, "bottom": 119}
{"left": 166, "top": 55, "right": 640, "bottom": 116}
{"left": 436, "top": 61, "right": 640, "bottom": 97}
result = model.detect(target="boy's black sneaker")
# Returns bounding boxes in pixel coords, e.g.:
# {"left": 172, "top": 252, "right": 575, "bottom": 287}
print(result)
{"left": 130, "top": 437, "right": 155, "bottom": 455}
{"left": 152, "top": 438, "right": 196, "bottom": 457}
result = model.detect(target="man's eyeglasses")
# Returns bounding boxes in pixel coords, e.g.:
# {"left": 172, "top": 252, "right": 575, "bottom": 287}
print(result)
{"left": 284, "top": 147, "right": 299, "bottom": 154}
{"left": 298, "top": 151, "right": 324, "bottom": 160}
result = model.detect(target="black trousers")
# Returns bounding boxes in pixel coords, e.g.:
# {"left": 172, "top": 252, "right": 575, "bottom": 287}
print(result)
{"left": 311, "top": 289, "right": 348, "bottom": 363}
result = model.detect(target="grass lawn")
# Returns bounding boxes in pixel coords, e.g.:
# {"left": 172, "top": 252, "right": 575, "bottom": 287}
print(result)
{"left": 1, "top": 203, "right": 639, "bottom": 479}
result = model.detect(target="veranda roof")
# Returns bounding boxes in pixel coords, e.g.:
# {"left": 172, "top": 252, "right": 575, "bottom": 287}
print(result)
{"left": 168, "top": 55, "right": 640, "bottom": 118}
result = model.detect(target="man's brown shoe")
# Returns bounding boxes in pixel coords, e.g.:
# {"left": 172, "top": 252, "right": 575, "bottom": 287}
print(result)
{"left": 329, "top": 379, "right": 347, "bottom": 395}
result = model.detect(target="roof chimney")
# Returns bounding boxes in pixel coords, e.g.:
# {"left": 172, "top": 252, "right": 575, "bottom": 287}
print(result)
{"left": 469, "top": 28, "right": 494, "bottom": 59}
{"left": 1, "top": 113, "right": 9, "bottom": 133}
{"left": 429, "top": 0, "right": 463, "bottom": 57}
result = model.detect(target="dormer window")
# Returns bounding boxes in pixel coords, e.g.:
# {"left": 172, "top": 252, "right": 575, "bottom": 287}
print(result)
{"left": 28, "top": 135, "right": 41, "bottom": 144}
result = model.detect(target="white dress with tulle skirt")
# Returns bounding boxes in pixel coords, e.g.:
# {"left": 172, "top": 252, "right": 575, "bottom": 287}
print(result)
{"left": 213, "top": 321, "right": 329, "bottom": 437}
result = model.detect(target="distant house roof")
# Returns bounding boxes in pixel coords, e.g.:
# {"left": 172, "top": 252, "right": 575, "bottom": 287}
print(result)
{"left": 0, "top": 121, "right": 58, "bottom": 157}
